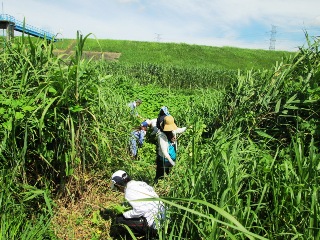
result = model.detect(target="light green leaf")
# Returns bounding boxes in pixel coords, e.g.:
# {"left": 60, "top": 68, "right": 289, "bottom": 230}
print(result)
{"left": 286, "top": 94, "right": 297, "bottom": 104}
{"left": 2, "top": 119, "right": 12, "bottom": 131}
{"left": 275, "top": 99, "right": 281, "bottom": 113}
{"left": 22, "top": 105, "right": 36, "bottom": 112}
{"left": 255, "top": 130, "right": 274, "bottom": 139}
{"left": 48, "top": 87, "right": 57, "bottom": 94}
{"left": 69, "top": 105, "right": 84, "bottom": 112}
{"left": 285, "top": 105, "right": 299, "bottom": 110}
{"left": 15, "top": 112, "right": 24, "bottom": 120}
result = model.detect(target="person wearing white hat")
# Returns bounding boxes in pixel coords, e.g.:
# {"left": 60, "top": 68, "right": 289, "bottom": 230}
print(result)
{"left": 111, "top": 170, "right": 165, "bottom": 237}
{"left": 154, "top": 115, "right": 187, "bottom": 183}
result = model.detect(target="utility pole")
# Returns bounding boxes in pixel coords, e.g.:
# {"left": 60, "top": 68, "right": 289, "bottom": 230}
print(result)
{"left": 269, "top": 25, "right": 276, "bottom": 50}
{"left": 2, "top": 2, "right": 4, "bottom": 49}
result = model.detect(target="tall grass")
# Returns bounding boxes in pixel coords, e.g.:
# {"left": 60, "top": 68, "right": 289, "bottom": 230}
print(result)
{"left": 157, "top": 37, "right": 320, "bottom": 239}
{"left": 101, "top": 62, "right": 236, "bottom": 89}
{"left": 0, "top": 168, "right": 54, "bottom": 240}
{"left": 0, "top": 32, "right": 138, "bottom": 238}
{"left": 0, "top": 31, "right": 319, "bottom": 239}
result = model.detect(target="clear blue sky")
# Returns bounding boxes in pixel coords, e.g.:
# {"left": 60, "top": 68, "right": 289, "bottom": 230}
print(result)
{"left": 1, "top": 0, "right": 320, "bottom": 51}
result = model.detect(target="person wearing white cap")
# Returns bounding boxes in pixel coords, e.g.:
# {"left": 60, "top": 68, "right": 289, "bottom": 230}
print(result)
{"left": 111, "top": 170, "right": 165, "bottom": 237}
{"left": 154, "top": 115, "right": 187, "bottom": 183}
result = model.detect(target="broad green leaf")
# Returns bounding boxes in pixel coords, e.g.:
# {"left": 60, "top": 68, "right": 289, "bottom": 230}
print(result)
{"left": 255, "top": 130, "right": 274, "bottom": 139}
{"left": 22, "top": 106, "right": 36, "bottom": 112}
{"left": 286, "top": 94, "right": 297, "bottom": 104}
{"left": 275, "top": 99, "right": 281, "bottom": 113}
{"left": 285, "top": 105, "right": 299, "bottom": 110}
{"left": 39, "top": 97, "right": 58, "bottom": 130}
{"left": 15, "top": 112, "right": 24, "bottom": 120}
{"left": 48, "top": 87, "right": 57, "bottom": 94}
{"left": 91, "top": 210, "right": 100, "bottom": 224}
{"left": 69, "top": 105, "right": 84, "bottom": 112}
{"left": 2, "top": 119, "right": 12, "bottom": 131}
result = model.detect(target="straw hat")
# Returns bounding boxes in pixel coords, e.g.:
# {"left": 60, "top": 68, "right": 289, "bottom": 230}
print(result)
{"left": 163, "top": 116, "right": 178, "bottom": 131}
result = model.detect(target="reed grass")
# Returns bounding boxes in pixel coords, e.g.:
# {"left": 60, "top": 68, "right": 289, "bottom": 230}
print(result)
{"left": 156, "top": 37, "right": 320, "bottom": 239}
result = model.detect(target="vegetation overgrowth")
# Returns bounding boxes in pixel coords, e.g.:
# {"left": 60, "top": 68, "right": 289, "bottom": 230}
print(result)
{"left": 0, "top": 32, "right": 319, "bottom": 240}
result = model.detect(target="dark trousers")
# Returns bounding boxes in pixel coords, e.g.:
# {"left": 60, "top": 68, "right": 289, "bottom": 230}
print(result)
{"left": 115, "top": 214, "right": 157, "bottom": 238}
{"left": 154, "top": 155, "right": 173, "bottom": 183}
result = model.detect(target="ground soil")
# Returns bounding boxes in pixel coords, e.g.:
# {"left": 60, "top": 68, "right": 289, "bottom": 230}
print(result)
{"left": 51, "top": 175, "right": 124, "bottom": 240}
{"left": 53, "top": 40, "right": 121, "bottom": 61}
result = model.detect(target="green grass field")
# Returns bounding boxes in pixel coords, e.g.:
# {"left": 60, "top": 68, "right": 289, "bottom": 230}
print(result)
{"left": 53, "top": 37, "right": 292, "bottom": 70}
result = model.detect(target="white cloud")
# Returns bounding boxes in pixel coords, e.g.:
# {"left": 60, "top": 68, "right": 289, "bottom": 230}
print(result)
{"left": 2, "top": 0, "right": 319, "bottom": 51}
{"left": 116, "top": 0, "right": 140, "bottom": 3}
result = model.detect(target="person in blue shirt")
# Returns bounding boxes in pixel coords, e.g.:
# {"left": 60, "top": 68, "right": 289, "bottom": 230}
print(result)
{"left": 128, "top": 99, "right": 142, "bottom": 117}
{"left": 129, "top": 121, "right": 148, "bottom": 159}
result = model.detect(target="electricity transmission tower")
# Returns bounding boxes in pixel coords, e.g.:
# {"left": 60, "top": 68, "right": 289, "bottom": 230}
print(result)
{"left": 269, "top": 25, "right": 277, "bottom": 50}
{"left": 155, "top": 33, "right": 162, "bottom": 42}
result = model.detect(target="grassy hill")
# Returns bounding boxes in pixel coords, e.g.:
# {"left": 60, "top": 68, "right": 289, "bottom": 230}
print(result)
{"left": 54, "top": 38, "right": 293, "bottom": 70}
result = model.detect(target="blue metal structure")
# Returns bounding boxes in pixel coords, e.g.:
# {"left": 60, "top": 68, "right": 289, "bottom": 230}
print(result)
{"left": 0, "top": 14, "right": 57, "bottom": 42}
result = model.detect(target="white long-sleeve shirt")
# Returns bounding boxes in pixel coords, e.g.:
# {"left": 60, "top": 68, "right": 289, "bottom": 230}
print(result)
{"left": 123, "top": 180, "right": 165, "bottom": 228}
{"left": 144, "top": 118, "right": 159, "bottom": 135}
{"left": 157, "top": 127, "right": 187, "bottom": 166}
